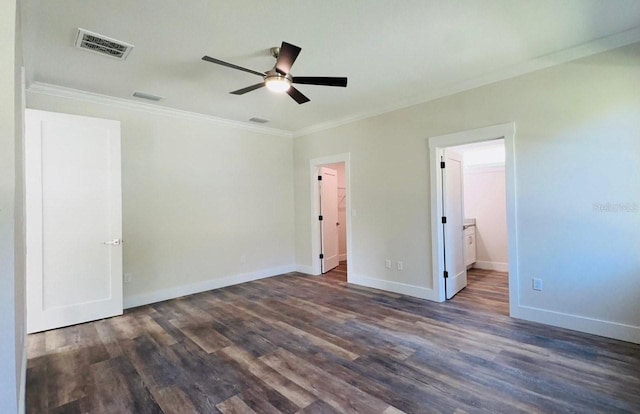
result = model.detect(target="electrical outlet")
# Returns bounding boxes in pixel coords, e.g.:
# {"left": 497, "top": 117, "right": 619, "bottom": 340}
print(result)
{"left": 385, "top": 259, "right": 392, "bottom": 269}
{"left": 124, "top": 273, "right": 133, "bottom": 283}
{"left": 240, "top": 255, "right": 246, "bottom": 264}
{"left": 397, "top": 261, "right": 404, "bottom": 271}
{"left": 532, "top": 278, "right": 542, "bottom": 291}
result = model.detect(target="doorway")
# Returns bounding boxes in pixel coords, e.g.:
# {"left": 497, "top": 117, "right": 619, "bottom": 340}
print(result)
{"left": 309, "top": 154, "right": 352, "bottom": 282}
{"left": 441, "top": 139, "right": 510, "bottom": 313}
{"left": 429, "top": 123, "right": 518, "bottom": 315}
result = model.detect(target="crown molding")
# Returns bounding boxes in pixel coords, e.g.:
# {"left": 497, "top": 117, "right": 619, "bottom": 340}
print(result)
{"left": 26, "top": 26, "right": 640, "bottom": 140}
{"left": 292, "top": 26, "right": 640, "bottom": 138}
{"left": 26, "top": 82, "right": 294, "bottom": 138}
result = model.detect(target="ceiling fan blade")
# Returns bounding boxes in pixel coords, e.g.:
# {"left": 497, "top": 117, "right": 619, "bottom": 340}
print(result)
{"left": 230, "top": 83, "right": 266, "bottom": 95}
{"left": 275, "top": 42, "right": 301, "bottom": 75}
{"left": 202, "top": 56, "right": 265, "bottom": 77}
{"left": 292, "top": 77, "right": 348, "bottom": 87}
{"left": 286, "top": 86, "right": 310, "bottom": 104}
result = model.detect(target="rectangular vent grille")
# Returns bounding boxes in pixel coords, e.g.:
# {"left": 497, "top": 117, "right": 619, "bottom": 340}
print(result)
{"left": 133, "top": 91, "right": 164, "bottom": 101}
{"left": 75, "top": 28, "right": 134, "bottom": 60}
{"left": 249, "top": 117, "right": 269, "bottom": 124}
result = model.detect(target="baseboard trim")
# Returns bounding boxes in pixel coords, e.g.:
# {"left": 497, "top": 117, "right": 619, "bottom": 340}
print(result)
{"left": 473, "top": 261, "right": 509, "bottom": 272}
{"left": 338, "top": 253, "right": 347, "bottom": 262}
{"left": 348, "top": 274, "right": 439, "bottom": 302}
{"left": 512, "top": 305, "right": 640, "bottom": 344}
{"left": 295, "top": 265, "right": 317, "bottom": 275}
{"left": 124, "top": 265, "right": 296, "bottom": 309}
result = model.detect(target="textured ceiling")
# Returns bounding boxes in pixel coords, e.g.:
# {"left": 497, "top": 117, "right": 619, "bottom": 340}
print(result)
{"left": 22, "top": 0, "right": 640, "bottom": 134}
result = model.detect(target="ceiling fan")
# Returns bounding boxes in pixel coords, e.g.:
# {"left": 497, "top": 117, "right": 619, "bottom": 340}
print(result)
{"left": 202, "top": 41, "right": 347, "bottom": 104}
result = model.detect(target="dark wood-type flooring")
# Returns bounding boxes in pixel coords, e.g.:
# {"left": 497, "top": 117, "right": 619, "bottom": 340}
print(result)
{"left": 26, "top": 266, "right": 640, "bottom": 413}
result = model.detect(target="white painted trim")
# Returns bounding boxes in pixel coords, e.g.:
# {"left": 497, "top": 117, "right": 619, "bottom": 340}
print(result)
{"left": 338, "top": 253, "right": 347, "bottom": 262}
{"left": 308, "top": 154, "right": 352, "bottom": 281}
{"left": 123, "top": 265, "right": 295, "bottom": 309}
{"left": 348, "top": 274, "right": 439, "bottom": 302}
{"left": 18, "top": 65, "right": 27, "bottom": 414}
{"left": 512, "top": 305, "right": 640, "bottom": 344}
{"left": 26, "top": 82, "right": 293, "bottom": 138}
{"left": 473, "top": 261, "right": 509, "bottom": 272}
{"left": 293, "top": 26, "right": 640, "bottom": 138}
{"left": 295, "top": 265, "right": 317, "bottom": 275}
{"left": 428, "top": 123, "right": 518, "bottom": 306}
{"left": 18, "top": 341, "right": 26, "bottom": 414}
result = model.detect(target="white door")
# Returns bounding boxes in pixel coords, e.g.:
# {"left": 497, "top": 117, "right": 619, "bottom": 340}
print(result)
{"left": 319, "top": 167, "right": 339, "bottom": 273}
{"left": 26, "top": 109, "right": 123, "bottom": 333}
{"left": 443, "top": 149, "right": 466, "bottom": 299}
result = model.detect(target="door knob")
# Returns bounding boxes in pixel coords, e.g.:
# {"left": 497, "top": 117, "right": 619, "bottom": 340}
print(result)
{"left": 104, "top": 239, "right": 123, "bottom": 246}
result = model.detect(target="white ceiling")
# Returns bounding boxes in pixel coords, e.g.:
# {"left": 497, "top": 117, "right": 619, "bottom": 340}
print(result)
{"left": 22, "top": 0, "right": 640, "bottom": 134}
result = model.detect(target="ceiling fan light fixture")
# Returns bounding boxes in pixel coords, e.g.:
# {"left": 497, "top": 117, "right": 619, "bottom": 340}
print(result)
{"left": 202, "top": 41, "right": 347, "bottom": 104}
{"left": 265, "top": 74, "right": 291, "bottom": 93}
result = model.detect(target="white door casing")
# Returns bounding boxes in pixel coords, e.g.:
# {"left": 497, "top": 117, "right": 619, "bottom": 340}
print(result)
{"left": 26, "top": 109, "right": 123, "bottom": 333}
{"left": 429, "top": 123, "right": 517, "bottom": 305}
{"left": 443, "top": 149, "right": 467, "bottom": 299}
{"left": 319, "top": 167, "right": 339, "bottom": 273}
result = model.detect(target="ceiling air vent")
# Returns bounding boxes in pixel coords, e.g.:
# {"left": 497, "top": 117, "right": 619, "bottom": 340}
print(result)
{"left": 249, "top": 117, "right": 269, "bottom": 124}
{"left": 133, "top": 91, "right": 164, "bottom": 101}
{"left": 74, "top": 28, "right": 134, "bottom": 60}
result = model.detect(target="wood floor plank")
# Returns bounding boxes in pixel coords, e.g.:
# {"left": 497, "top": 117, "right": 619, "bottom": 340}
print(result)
{"left": 215, "top": 350, "right": 301, "bottom": 414}
{"left": 220, "top": 345, "right": 317, "bottom": 410}
{"left": 294, "top": 399, "right": 342, "bottom": 414}
{"left": 45, "top": 344, "right": 109, "bottom": 409}
{"left": 25, "top": 363, "right": 48, "bottom": 413}
{"left": 216, "top": 394, "right": 257, "bottom": 414}
{"left": 152, "top": 386, "right": 200, "bottom": 414}
{"left": 175, "top": 322, "right": 232, "bottom": 353}
{"left": 26, "top": 266, "right": 640, "bottom": 413}
{"left": 134, "top": 313, "right": 178, "bottom": 347}
{"left": 260, "top": 347, "right": 394, "bottom": 414}
{"left": 89, "top": 355, "right": 163, "bottom": 413}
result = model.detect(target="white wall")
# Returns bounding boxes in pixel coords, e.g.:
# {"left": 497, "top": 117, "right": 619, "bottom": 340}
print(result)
{"left": 1, "top": 0, "right": 26, "bottom": 412}
{"left": 464, "top": 166, "right": 508, "bottom": 271}
{"left": 27, "top": 92, "right": 296, "bottom": 307}
{"left": 325, "top": 162, "right": 347, "bottom": 260}
{"left": 294, "top": 42, "right": 640, "bottom": 342}
{"left": 463, "top": 143, "right": 505, "bottom": 167}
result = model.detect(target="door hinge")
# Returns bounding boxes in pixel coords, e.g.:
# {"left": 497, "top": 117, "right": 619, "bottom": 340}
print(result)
{"left": 318, "top": 175, "right": 322, "bottom": 181}
{"left": 441, "top": 216, "right": 447, "bottom": 224}
{"left": 319, "top": 215, "right": 323, "bottom": 221}
{"left": 440, "top": 161, "right": 445, "bottom": 169}
{"left": 443, "top": 270, "right": 449, "bottom": 279}
{"left": 319, "top": 253, "right": 324, "bottom": 259}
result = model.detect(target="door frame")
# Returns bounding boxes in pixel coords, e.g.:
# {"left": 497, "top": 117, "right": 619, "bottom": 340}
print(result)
{"left": 428, "top": 123, "right": 518, "bottom": 313}
{"left": 309, "top": 153, "right": 352, "bottom": 280}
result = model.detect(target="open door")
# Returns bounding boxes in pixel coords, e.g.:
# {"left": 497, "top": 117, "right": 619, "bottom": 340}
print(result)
{"left": 319, "top": 167, "right": 339, "bottom": 273}
{"left": 26, "top": 110, "right": 123, "bottom": 333}
{"left": 443, "top": 149, "right": 467, "bottom": 299}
